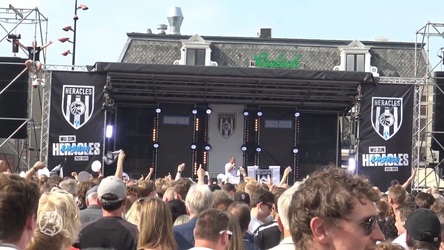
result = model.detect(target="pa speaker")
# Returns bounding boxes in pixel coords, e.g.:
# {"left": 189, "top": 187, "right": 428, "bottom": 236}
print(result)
{"left": 0, "top": 57, "right": 28, "bottom": 139}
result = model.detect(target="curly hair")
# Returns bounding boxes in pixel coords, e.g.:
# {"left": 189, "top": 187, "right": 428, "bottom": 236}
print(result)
{"left": 289, "top": 167, "right": 379, "bottom": 250}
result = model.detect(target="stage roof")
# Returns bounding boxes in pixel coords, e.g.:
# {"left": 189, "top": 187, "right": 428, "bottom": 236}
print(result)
{"left": 94, "top": 62, "right": 375, "bottom": 112}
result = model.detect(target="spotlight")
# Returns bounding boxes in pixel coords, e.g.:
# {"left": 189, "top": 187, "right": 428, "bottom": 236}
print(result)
{"left": 295, "top": 112, "right": 300, "bottom": 117}
{"left": 105, "top": 125, "right": 113, "bottom": 138}
{"left": 356, "top": 95, "right": 363, "bottom": 102}
{"left": 348, "top": 157, "right": 356, "bottom": 172}
{"left": 78, "top": 4, "right": 89, "bottom": 10}
{"left": 292, "top": 148, "right": 299, "bottom": 154}
{"left": 241, "top": 145, "right": 247, "bottom": 151}
{"left": 61, "top": 50, "right": 71, "bottom": 56}
{"left": 153, "top": 142, "right": 160, "bottom": 149}
{"left": 243, "top": 110, "right": 249, "bottom": 116}
{"left": 62, "top": 26, "right": 73, "bottom": 32}
{"left": 191, "top": 143, "right": 197, "bottom": 150}
{"left": 58, "top": 37, "right": 72, "bottom": 43}
{"left": 155, "top": 107, "right": 162, "bottom": 114}
{"left": 355, "top": 114, "right": 362, "bottom": 120}
{"left": 204, "top": 144, "right": 212, "bottom": 151}
{"left": 257, "top": 111, "right": 263, "bottom": 117}
{"left": 206, "top": 108, "right": 212, "bottom": 115}
{"left": 192, "top": 109, "right": 198, "bottom": 115}
{"left": 256, "top": 146, "right": 262, "bottom": 152}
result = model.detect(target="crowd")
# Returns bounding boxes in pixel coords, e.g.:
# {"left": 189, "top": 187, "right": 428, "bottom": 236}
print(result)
{"left": 0, "top": 151, "right": 443, "bottom": 250}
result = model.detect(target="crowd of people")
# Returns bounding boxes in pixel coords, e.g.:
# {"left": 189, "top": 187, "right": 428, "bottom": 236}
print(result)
{"left": 0, "top": 152, "right": 443, "bottom": 250}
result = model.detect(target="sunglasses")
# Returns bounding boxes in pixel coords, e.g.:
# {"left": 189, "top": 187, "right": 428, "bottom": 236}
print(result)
{"left": 342, "top": 215, "right": 378, "bottom": 235}
{"left": 219, "top": 230, "right": 233, "bottom": 240}
{"left": 137, "top": 198, "right": 145, "bottom": 203}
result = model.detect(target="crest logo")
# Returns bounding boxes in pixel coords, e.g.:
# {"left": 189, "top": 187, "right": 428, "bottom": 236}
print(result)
{"left": 218, "top": 113, "right": 236, "bottom": 139}
{"left": 62, "top": 85, "right": 94, "bottom": 130}
{"left": 371, "top": 97, "right": 403, "bottom": 141}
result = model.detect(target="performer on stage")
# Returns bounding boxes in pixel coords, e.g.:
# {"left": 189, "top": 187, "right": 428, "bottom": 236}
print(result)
{"left": 224, "top": 156, "right": 240, "bottom": 184}
{"left": 16, "top": 40, "right": 53, "bottom": 81}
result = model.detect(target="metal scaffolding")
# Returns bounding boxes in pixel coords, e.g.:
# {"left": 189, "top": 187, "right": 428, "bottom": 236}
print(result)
{"left": 0, "top": 5, "right": 48, "bottom": 171}
{"left": 412, "top": 22, "right": 444, "bottom": 190}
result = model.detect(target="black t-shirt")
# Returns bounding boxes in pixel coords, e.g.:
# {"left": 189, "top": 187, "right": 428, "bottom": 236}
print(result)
{"left": 254, "top": 221, "right": 281, "bottom": 250}
{"left": 27, "top": 46, "right": 41, "bottom": 61}
{"left": 79, "top": 216, "right": 138, "bottom": 250}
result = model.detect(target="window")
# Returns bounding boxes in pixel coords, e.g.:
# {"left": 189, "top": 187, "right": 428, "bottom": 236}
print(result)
{"left": 186, "top": 49, "right": 206, "bottom": 66}
{"left": 346, "top": 54, "right": 365, "bottom": 72}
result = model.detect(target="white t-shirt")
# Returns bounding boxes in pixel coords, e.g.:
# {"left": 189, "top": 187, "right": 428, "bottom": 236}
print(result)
{"left": 391, "top": 232, "right": 408, "bottom": 250}
{"left": 225, "top": 162, "right": 239, "bottom": 184}
{"left": 248, "top": 216, "right": 263, "bottom": 235}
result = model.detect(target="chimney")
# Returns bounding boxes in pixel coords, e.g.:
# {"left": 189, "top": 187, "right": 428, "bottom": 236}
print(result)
{"left": 147, "top": 28, "right": 153, "bottom": 34}
{"left": 167, "top": 7, "right": 184, "bottom": 35}
{"left": 157, "top": 24, "right": 167, "bottom": 35}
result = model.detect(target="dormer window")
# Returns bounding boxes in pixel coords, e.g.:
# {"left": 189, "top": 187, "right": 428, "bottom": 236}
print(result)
{"left": 333, "top": 40, "right": 379, "bottom": 77}
{"left": 173, "top": 34, "right": 218, "bottom": 66}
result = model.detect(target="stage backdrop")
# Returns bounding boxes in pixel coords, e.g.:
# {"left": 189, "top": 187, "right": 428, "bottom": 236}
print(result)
{"left": 48, "top": 72, "right": 105, "bottom": 176}
{"left": 157, "top": 104, "right": 194, "bottom": 178}
{"left": 208, "top": 104, "right": 244, "bottom": 174}
{"left": 358, "top": 84, "right": 414, "bottom": 191}
{"left": 259, "top": 107, "right": 294, "bottom": 173}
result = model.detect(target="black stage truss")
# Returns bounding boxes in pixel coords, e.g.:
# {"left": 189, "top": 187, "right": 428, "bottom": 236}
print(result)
{"left": 94, "top": 62, "right": 375, "bottom": 112}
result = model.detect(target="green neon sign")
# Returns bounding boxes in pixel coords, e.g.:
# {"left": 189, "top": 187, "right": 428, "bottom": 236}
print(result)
{"left": 254, "top": 53, "right": 301, "bottom": 69}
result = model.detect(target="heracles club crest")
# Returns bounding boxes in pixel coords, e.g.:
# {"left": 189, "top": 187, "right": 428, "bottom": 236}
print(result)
{"left": 371, "top": 97, "right": 403, "bottom": 141}
{"left": 218, "top": 113, "right": 236, "bottom": 139}
{"left": 61, "top": 85, "right": 94, "bottom": 130}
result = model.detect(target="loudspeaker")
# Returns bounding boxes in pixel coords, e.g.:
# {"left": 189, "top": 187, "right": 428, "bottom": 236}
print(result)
{"left": 0, "top": 57, "right": 28, "bottom": 139}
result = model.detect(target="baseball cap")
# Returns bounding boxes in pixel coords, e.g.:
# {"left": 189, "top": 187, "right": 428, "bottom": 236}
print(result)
{"left": 234, "top": 191, "right": 250, "bottom": 205}
{"left": 209, "top": 184, "right": 221, "bottom": 192}
{"left": 405, "top": 208, "right": 441, "bottom": 243}
{"left": 97, "top": 176, "right": 126, "bottom": 203}
{"left": 86, "top": 186, "right": 98, "bottom": 197}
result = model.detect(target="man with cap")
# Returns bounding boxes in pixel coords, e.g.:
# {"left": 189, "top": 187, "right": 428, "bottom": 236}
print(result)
{"left": 404, "top": 208, "right": 441, "bottom": 250}
{"left": 79, "top": 185, "right": 103, "bottom": 225}
{"left": 78, "top": 176, "right": 138, "bottom": 250}
{"left": 234, "top": 191, "right": 251, "bottom": 206}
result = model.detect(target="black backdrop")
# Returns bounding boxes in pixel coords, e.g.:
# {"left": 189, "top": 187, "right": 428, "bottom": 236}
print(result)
{"left": 48, "top": 72, "right": 105, "bottom": 175}
{"left": 157, "top": 104, "right": 194, "bottom": 178}
{"left": 298, "top": 113, "right": 338, "bottom": 178}
{"left": 0, "top": 57, "right": 28, "bottom": 139}
{"left": 114, "top": 107, "right": 156, "bottom": 177}
{"left": 358, "top": 84, "right": 413, "bottom": 191}
{"left": 259, "top": 107, "right": 294, "bottom": 175}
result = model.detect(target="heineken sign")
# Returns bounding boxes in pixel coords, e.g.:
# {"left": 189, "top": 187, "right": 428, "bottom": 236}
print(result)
{"left": 254, "top": 52, "right": 301, "bottom": 69}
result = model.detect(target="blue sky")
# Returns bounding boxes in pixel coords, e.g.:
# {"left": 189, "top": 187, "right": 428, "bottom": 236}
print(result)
{"left": 1, "top": 0, "right": 444, "bottom": 72}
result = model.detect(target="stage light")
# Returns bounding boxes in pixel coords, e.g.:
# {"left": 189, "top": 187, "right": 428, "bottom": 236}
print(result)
{"left": 58, "top": 37, "right": 72, "bottom": 43}
{"left": 295, "top": 112, "right": 300, "bottom": 117}
{"left": 61, "top": 50, "right": 72, "bottom": 56}
{"left": 155, "top": 107, "right": 162, "bottom": 114}
{"left": 241, "top": 145, "right": 247, "bottom": 151}
{"left": 355, "top": 114, "right": 362, "bottom": 120}
{"left": 78, "top": 4, "right": 89, "bottom": 10}
{"left": 348, "top": 156, "right": 356, "bottom": 172}
{"left": 292, "top": 148, "right": 299, "bottom": 154}
{"left": 243, "top": 110, "right": 249, "bottom": 116}
{"left": 192, "top": 109, "right": 198, "bottom": 115}
{"left": 106, "top": 125, "right": 113, "bottom": 138}
{"left": 256, "top": 146, "right": 262, "bottom": 152}
{"left": 153, "top": 142, "right": 160, "bottom": 149}
{"left": 62, "top": 26, "right": 73, "bottom": 32}
{"left": 204, "top": 144, "right": 212, "bottom": 151}
{"left": 206, "top": 108, "right": 212, "bottom": 115}
{"left": 356, "top": 96, "right": 363, "bottom": 102}
{"left": 257, "top": 111, "right": 263, "bottom": 117}
{"left": 191, "top": 143, "right": 197, "bottom": 150}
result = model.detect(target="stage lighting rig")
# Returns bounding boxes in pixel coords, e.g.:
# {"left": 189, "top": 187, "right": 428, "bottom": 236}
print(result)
{"left": 206, "top": 108, "right": 212, "bottom": 115}
{"left": 191, "top": 143, "right": 197, "bottom": 150}
{"left": 243, "top": 110, "right": 249, "bottom": 116}
{"left": 292, "top": 148, "right": 299, "bottom": 154}
{"left": 105, "top": 125, "right": 113, "bottom": 138}
{"left": 204, "top": 144, "right": 212, "bottom": 151}
{"left": 294, "top": 112, "right": 300, "bottom": 117}
{"left": 155, "top": 107, "right": 162, "bottom": 114}
{"left": 153, "top": 142, "right": 160, "bottom": 149}
{"left": 256, "top": 146, "right": 262, "bottom": 152}
{"left": 8, "top": 34, "right": 21, "bottom": 53}
{"left": 257, "top": 111, "right": 263, "bottom": 117}
{"left": 192, "top": 109, "right": 198, "bottom": 115}
{"left": 241, "top": 145, "right": 247, "bottom": 151}
{"left": 9, "top": 4, "right": 24, "bottom": 19}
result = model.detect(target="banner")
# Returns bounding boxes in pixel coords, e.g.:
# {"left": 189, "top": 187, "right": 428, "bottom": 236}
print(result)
{"left": 48, "top": 72, "right": 106, "bottom": 176}
{"left": 208, "top": 104, "right": 245, "bottom": 174}
{"left": 358, "top": 84, "right": 414, "bottom": 191}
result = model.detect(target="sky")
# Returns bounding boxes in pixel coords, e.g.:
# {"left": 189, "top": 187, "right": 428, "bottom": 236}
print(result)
{"left": 1, "top": 0, "right": 444, "bottom": 72}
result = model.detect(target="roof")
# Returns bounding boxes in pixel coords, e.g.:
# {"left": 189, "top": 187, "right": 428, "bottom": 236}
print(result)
{"left": 95, "top": 62, "right": 375, "bottom": 112}
{"left": 120, "top": 33, "right": 428, "bottom": 78}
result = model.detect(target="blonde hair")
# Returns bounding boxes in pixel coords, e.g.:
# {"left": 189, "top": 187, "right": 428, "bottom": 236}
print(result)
{"left": 173, "top": 214, "right": 190, "bottom": 226}
{"left": 125, "top": 199, "right": 143, "bottom": 225}
{"left": 137, "top": 197, "right": 177, "bottom": 250}
{"left": 35, "top": 189, "right": 80, "bottom": 247}
{"left": 27, "top": 221, "right": 65, "bottom": 250}
{"left": 226, "top": 213, "right": 245, "bottom": 250}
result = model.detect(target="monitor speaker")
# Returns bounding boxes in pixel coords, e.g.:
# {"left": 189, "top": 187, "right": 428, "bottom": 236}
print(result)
{"left": 0, "top": 57, "right": 28, "bottom": 139}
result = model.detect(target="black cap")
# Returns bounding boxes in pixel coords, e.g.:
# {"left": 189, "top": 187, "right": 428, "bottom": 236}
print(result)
{"left": 209, "top": 184, "right": 221, "bottom": 192}
{"left": 234, "top": 191, "right": 250, "bottom": 206}
{"left": 405, "top": 208, "right": 441, "bottom": 243}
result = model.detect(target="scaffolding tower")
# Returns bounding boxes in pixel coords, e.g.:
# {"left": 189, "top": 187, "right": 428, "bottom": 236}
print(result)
{"left": 411, "top": 22, "right": 444, "bottom": 190}
{"left": 0, "top": 5, "right": 48, "bottom": 172}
